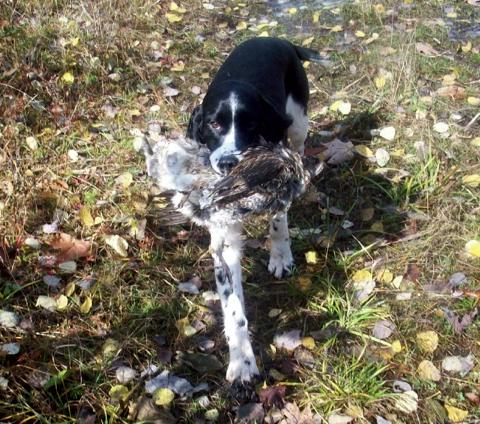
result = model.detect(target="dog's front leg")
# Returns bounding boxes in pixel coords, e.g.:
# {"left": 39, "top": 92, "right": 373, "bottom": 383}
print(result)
{"left": 268, "top": 211, "right": 294, "bottom": 279}
{"left": 209, "top": 223, "right": 259, "bottom": 383}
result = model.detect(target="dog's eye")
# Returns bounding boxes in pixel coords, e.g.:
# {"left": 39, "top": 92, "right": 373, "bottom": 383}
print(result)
{"left": 209, "top": 121, "right": 221, "bottom": 130}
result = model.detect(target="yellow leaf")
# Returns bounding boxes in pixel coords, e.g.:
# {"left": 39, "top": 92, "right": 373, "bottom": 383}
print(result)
{"left": 171, "top": 61, "right": 185, "bottom": 72}
{"left": 377, "top": 268, "right": 393, "bottom": 284}
{"left": 25, "top": 136, "right": 38, "bottom": 150}
{"left": 374, "top": 76, "right": 386, "bottom": 89}
{"left": 330, "top": 100, "right": 351, "bottom": 115}
{"left": 417, "top": 360, "right": 441, "bottom": 381}
{"left": 305, "top": 251, "right": 318, "bottom": 264}
{"left": 312, "top": 11, "right": 320, "bottom": 23}
{"left": 352, "top": 269, "right": 373, "bottom": 283}
{"left": 169, "top": 1, "right": 186, "bottom": 13}
{"left": 109, "top": 385, "right": 129, "bottom": 402}
{"left": 288, "top": 7, "right": 297, "bottom": 14}
{"left": 105, "top": 235, "right": 129, "bottom": 257}
{"left": 69, "top": 37, "right": 79, "bottom": 47}
{"left": 462, "top": 174, "right": 480, "bottom": 187}
{"left": 446, "top": 11, "right": 457, "bottom": 18}
{"left": 392, "top": 275, "right": 403, "bottom": 289}
{"left": 465, "top": 240, "right": 480, "bottom": 258}
{"left": 177, "top": 317, "right": 197, "bottom": 337}
{"left": 80, "top": 296, "right": 92, "bottom": 314}
{"left": 65, "top": 282, "right": 76, "bottom": 296}
{"left": 462, "top": 41, "right": 472, "bottom": 53}
{"left": 115, "top": 172, "right": 133, "bottom": 188}
{"left": 445, "top": 405, "right": 468, "bottom": 423}
{"left": 236, "top": 21, "right": 247, "bottom": 30}
{"left": 79, "top": 206, "right": 94, "bottom": 227}
{"left": 56, "top": 294, "right": 68, "bottom": 310}
{"left": 391, "top": 339, "right": 402, "bottom": 354}
{"left": 165, "top": 13, "right": 182, "bottom": 23}
{"left": 297, "top": 276, "right": 312, "bottom": 292}
{"left": 153, "top": 388, "right": 175, "bottom": 406}
{"left": 467, "top": 96, "right": 480, "bottom": 105}
{"left": 302, "top": 337, "right": 316, "bottom": 350}
{"left": 442, "top": 72, "right": 457, "bottom": 86}
{"left": 302, "top": 36, "right": 314, "bottom": 47}
{"left": 354, "top": 145, "right": 374, "bottom": 158}
{"left": 259, "top": 31, "right": 269, "bottom": 37}
{"left": 61, "top": 71, "right": 75, "bottom": 84}
{"left": 355, "top": 30, "right": 366, "bottom": 38}
{"left": 374, "top": 4, "right": 385, "bottom": 14}
{"left": 331, "top": 25, "right": 343, "bottom": 32}
{"left": 416, "top": 330, "right": 438, "bottom": 353}
{"left": 471, "top": 137, "right": 480, "bottom": 147}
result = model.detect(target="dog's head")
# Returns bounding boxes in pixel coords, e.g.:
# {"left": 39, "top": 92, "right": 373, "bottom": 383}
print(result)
{"left": 188, "top": 81, "right": 292, "bottom": 174}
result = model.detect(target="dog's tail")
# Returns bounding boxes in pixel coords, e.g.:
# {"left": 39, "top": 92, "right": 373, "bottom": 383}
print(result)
{"left": 294, "top": 45, "right": 332, "bottom": 68}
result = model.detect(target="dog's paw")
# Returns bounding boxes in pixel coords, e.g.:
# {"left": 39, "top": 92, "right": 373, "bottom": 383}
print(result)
{"left": 268, "top": 249, "right": 294, "bottom": 279}
{"left": 226, "top": 354, "right": 260, "bottom": 384}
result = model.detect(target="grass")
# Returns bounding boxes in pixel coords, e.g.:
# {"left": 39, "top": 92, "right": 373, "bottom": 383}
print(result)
{"left": 1, "top": 0, "right": 480, "bottom": 422}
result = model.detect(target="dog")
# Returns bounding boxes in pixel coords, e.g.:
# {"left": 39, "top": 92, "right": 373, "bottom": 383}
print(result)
{"left": 185, "top": 37, "right": 328, "bottom": 383}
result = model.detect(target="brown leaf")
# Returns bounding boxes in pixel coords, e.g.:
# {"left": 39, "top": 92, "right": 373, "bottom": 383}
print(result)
{"left": 415, "top": 42, "right": 439, "bottom": 56}
{"left": 436, "top": 85, "right": 467, "bottom": 100}
{"left": 259, "top": 385, "right": 286, "bottom": 409}
{"left": 47, "top": 233, "right": 94, "bottom": 262}
{"left": 466, "top": 392, "right": 480, "bottom": 406}
{"left": 442, "top": 307, "right": 478, "bottom": 333}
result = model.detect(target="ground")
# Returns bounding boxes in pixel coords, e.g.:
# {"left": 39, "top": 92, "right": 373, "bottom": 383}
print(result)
{"left": 1, "top": 0, "right": 480, "bottom": 423}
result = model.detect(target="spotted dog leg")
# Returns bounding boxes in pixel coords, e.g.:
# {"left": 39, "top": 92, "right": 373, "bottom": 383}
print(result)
{"left": 209, "top": 223, "right": 259, "bottom": 383}
{"left": 268, "top": 212, "right": 294, "bottom": 279}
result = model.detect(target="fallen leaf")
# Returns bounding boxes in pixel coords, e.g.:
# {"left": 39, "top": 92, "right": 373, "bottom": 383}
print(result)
{"left": 471, "top": 137, "right": 480, "bottom": 147}
{"left": 442, "top": 354, "right": 475, "bottom": 376}
{"left": 436, "top": 85, "right": 467, "bottom": 100}
{"left": 465, "top": 240, "right": 480, "bottom": 257}
{"left": 445, "top": 405, "right": 468, "bottom": 423}
{"left": 415, "top": 42, "right": 439, "bottom": 56}
{"left": 416, "top": 331, "right": 439, "bottom": 353}
{"left": 56, "top": 294, "right": 68, "bottom": 310}
{"left": 165, "top": 13, "right": 182, "bottom": 23}
{"left": 61, "top": 71, "right": 75, "bottom": 84}
{"left": 377, "top": 268, "right": 393, "bottom": 284}
{"left": 394, "top": 391, "right": 418, "bottom": 413}
{"left": 79, "top": 206, "right": 94, "bottom": 227}
{"left": 58, "top": 261, "right": 77, "bottom": 273}
{"left": 467, "top": 96, "right": 480, "bottom": 105}
{"left": 312, "top": 11, "right": 320, "bottom": 23}
{"left": 331, "top": 24, "right": 343, "bottom": 32}
{"left": 417, "top": 360, "right": 441, "bottom": 381}
{"left": 25, "top": 136, "right": 38, "bottom": 150}
{"left": 259, "top": 385, "right": 286, "bottom": 409}
{"left": 361, "top": 207, "right": 374, "bottom": 221}
{"left": 67, "top": 148, "right": 78, "bottom": 161}
{"left": 236, "top": 403, "right": 265, "bottom": 423}
{"left": 178, "top": 352, "right": 223, "bottom": 373}
{"left": 442, "top": 72, "right": 457, "bottom": 86}
{"left": 169, "top": 1, "right": 186, "bottom": 13}
{"left": 0, "top": 310, "right": 20, "bottom": 328}
{"left": 375, "top": 148, "right": 390, "bottom": 167}
{"left": 404, "top": 263, "right": 421, "bottom": 282}
{"left": 433, "top": 122, "right": 449, "bottom": 134}
{"left": 330, "top": 100, "right": 351, "bottom": 115}
{"left": 47, "top": 233, "right": 93, "bottom": 262}
{"left": 379, "top": 126, "right": 396, "bottom": 141}
{"left": 288, "top": 7, "right": 297, "bottom": 14}
{"left": 351, "top": 269, "right": 375, "bottom": 302}
{"left": 145, "top": 370, "right": 207, "bottom": 397}
{"left": 177, "top": 281, "right": 200, "bottom": 294}
{"left": 115, "top": 172, "right": 133, "bottom": 189}
{"left": 116, "top": 366, "right": 137, "bottom": 384}
{"left": 274, "top": 329, "right": 302, "bottom": 351}
{"left": 105, "top": 235, "right": 129, "bottom": 257}
{"left": 0, "top": 342, "right": 20, "bottom": 355}
{"left": 442, "top": 307, "right": 477, "bottom": 333}
{"left": 153, "top": 388, "right": 175, "bottom": 407}
{"left": 321, "top": 139, "right": 354, "bottom": 165}
{"left": 80, "top": 296, "right": 92, "bottom": 314}
{"left": 236, "top": 21, "right": 247, "bottom": 30}
{"left": 301, "top": 337, "right": 316, "bottom": 350}
{"left": 462, "top": 174, "right": 480, "bottom": 188}
{"left": 391, "top": 340, "right": 402, "bottom": 354}
{"left": 305, "top": 251, "right": 318, "bottom": 264}
{"left": 36, "top": 295, "right": 57, "bottom": 311}
{"left": 109, "top": 384, "right": 129, "bottom": 402}
{"left": 372, "top": 319, "right": 396, "bottom": 339}
{"left": 355, "top": 30, "right": 365, "bottom": 38}
{"left": 302, "top": 36, "right": 314, "bottom": 47}
{"left": 328, "top": 413, "right": 353, "bottom": 424}
{"left": 163, "top": 86, "right": 179, "bottom": 97}
{"left": 374, "top": 76, "right": 386, "bottom": 89}
{"left": 65, "top": 282, "right": 76, "bottom": 296}
{"left": 297, "top": 276, "right": 312, "bottom": 292}
{"left": 354, "top": 145, "right": 374, "bottom": 158}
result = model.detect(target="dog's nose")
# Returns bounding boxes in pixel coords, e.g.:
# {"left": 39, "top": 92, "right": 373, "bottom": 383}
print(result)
{"left": 218, "top": 155, "right": 239, "bottom": 173}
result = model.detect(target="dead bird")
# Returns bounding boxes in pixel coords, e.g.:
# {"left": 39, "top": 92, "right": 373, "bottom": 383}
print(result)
{"left": 140, "top": 133, "right": 325, "bottom": 226}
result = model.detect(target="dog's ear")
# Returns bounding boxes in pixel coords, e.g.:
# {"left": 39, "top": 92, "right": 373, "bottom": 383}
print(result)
{"left": 260, "top": 96, "right": 293, "bottom": 143}
{"left": 186, "top": 105, "right": 205, "bottom": 144}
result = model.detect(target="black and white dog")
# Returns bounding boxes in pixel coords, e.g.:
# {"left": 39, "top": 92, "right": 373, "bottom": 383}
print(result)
{"left": 186, "top": 37, "right": 326, "bottom": 383}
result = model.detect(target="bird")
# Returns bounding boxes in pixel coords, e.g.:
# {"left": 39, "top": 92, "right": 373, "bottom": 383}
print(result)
{"left": 140, "top": 133, "right": 325, "bottom": 227}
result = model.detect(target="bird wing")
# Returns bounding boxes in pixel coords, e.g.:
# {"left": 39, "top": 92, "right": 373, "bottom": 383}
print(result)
{"left": 208, "top": 150, "right": 287, "bottom": 206}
